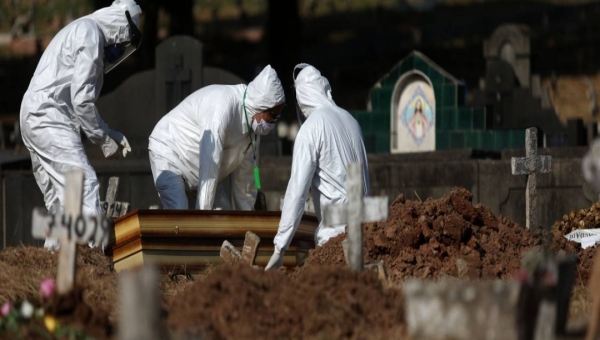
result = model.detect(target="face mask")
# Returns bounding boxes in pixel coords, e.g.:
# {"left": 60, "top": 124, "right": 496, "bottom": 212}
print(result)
{"left": 252, "top": 119, "right": 275, "bottom": 136}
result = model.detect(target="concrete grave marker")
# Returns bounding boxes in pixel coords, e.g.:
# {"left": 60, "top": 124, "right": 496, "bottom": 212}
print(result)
{"left": 403, "top": 279, "right": 521, "bottom": 340}
{"left": 220, "top": 231, "right": 261, "bottom": 266}
{"left": 31, "top": 169, "right": 112, "bottom": 294}
{"left": 100, "top": 177, "right": 130, "bottom": 218}
{"left": 511, "top": 127, "right": 552, "bottom": 229}
{"left": 322, "top": 163, "right": 388, "bottom": 271}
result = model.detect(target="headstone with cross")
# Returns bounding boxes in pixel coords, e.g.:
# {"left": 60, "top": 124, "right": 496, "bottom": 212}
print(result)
{"left": 220, "top": 231, "right": 261, "bottom": 266}
{"left": 31, "top": 169, "right": 112, "bottom": 294}
{"left": 322, "top": 163, "right": 389, "bottom": 271}
{"left": 511, "top": 127, "right": 552, "bottom": 230}
{"left": 155, "top": 36, "right": 203, "bottom": 119}
{"left": 100, "top": 177, "right": 130, "bottom": 218}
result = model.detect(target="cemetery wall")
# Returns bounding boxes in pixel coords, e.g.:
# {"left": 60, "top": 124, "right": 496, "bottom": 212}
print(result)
{"left": 1, "top": 147, "right": 597, "bottom": 249}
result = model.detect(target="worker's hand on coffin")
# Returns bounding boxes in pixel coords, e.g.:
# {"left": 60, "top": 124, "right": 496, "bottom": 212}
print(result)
{"left": 265, "top": 247, "right": 284, "bottom": 271}
{"left": 107, "top": 129, "right": 132, "bottom": 158}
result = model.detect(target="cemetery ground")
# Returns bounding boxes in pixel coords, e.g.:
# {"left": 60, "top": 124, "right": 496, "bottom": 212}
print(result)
{"left": 0, "top": 187, "right": 598, "bottom": 339}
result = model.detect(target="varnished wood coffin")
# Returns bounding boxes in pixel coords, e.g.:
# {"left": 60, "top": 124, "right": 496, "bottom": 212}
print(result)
{"left": 112, "top": 209, "right": 319, "bottom": 273}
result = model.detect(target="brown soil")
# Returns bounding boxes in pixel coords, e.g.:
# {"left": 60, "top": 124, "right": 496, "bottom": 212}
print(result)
{"left": 302, "top": 187, "right": 597, "bottom": 285}
{"left": 166, "top": 265, "right": 405, "bottom": 340}
{"left": 0, "top": 187, "right": 597, "bottom": 339}
{"left": 554, "top": 201, "right": 600, "bottom": 234}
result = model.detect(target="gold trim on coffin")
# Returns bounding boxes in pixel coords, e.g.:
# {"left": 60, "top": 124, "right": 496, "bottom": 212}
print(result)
{"left": 112, "top": 210, "right": 319, "bottom": 272}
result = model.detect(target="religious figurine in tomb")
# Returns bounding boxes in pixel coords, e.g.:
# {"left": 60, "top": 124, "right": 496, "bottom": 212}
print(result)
{"left": 19, "top": 0, "right": 143, "bottom": 250}
{"left": 265, "top": 64, "right": 370, "bottom": 271}
{"left": 408, "top": 97, "right": 432, "bottom": 144}
{"left": 148, "top": 65, "right": 285, "bottom": 210}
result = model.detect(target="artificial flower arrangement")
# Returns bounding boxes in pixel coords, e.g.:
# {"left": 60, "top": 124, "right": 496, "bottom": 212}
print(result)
{"left": 0, "top": 278, "right": 94, "bottom": 339}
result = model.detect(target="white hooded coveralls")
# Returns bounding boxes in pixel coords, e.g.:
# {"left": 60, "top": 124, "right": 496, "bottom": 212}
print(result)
{"left": 273, "top": 65, "right": 370, "bottom": 252}
{"left": 20, "top": 2, "right": 140, "bottom": 222}
{"left": 148, "top": 65, "right": 285, "bottom": 210}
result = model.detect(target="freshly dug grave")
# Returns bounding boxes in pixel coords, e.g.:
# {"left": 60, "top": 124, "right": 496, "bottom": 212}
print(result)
{"left": 166, "top": 265, "right": 405, "bottom": 340}
{"left": 1, "top": 188, "right": 597, "bottom": 339}
{"left": 303, "top": 187, "right": 597, "bottom": 284}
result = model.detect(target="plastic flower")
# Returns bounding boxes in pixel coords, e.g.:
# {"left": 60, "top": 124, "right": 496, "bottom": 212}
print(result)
{"left": 39, "top": 278, "right": 56, "bottom": 298}
{"left": 0, "top": 302, "right": 11, "bottom": 316}
{"left": 20, "top": 301, "right": 34, "bottom": 319}
{"left": 44, "top": 315, "right": 57, "bottom": 332}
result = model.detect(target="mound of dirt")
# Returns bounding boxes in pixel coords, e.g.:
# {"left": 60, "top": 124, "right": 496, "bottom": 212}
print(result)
{"left": 554, "top": 202, "right": 600, "bottom": 235}
{"left": 166, "top": 265, "right": 405, "bottom": 340}
{"left": 304, "top": 188, "right": 545, "bottom": 282}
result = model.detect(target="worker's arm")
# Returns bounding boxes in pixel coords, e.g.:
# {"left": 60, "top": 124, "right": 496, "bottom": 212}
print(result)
{"left": 273, "top": 127, "right": 318, "bottom": 251}
{"left": 70, "top": 21, "right": 110, "bottom": 145}
{"left": 196, "top": 121, "right": 228, "bottom": 210}
{"left": 230, "top": 136, "right": 258, "bottom": 211}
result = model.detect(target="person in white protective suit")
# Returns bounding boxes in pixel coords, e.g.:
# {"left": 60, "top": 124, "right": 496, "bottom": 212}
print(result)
{"left": 265, "top": 64, "right": 369, "bottom": 271}
{"left": 148, "top": 65, "right": 285, "bottom": 210}
{"left": 20, "top": 0, "right": 142, "bottom": 250}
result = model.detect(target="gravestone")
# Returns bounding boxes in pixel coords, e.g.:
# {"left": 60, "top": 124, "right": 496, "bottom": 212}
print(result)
{"left": 155, "top": 35, "right": 203, "bottom": 116}
{"left": 471, "top": 24, "right": 567, "bottom": 144}
{"left": 483, "top": 24, "right": 531, "bottom": 88}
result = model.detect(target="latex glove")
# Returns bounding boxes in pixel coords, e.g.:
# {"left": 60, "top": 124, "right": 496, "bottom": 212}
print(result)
{"left": 265, "top": 247, "right": 284, "bottom": 271}
{"left": 108, "top": 129, "right": 132, "bottom": 158}
{"left": 101, "top": 134, "right": 119, "bottom": 158}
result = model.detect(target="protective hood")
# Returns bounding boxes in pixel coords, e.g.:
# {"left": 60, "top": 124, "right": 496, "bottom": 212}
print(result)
{"left": 293, "top": 64, "right": 335, "bottom": 118}
{"left": 244, "top": 65, "right": 285, "bottom": 120}
{"left": 88, "top": 0, "right": 141, "bottom": 46}
{"left": 88, "top": 0, "right": 142, "bottom": 73}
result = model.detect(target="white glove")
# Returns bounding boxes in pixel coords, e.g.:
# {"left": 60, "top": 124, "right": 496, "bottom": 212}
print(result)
{"left": 101, "top": 134, "right": 119, "bottom": 158}
{"left": 265, "top": 247, "right": 284, "bottom": 271}
{"left": 107, "top": 129, "right": 132, "bottom": 158}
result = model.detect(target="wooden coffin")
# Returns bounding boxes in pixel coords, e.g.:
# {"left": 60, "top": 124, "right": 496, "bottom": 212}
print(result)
{"left": 112, "top": 209, "right": 319, "bottom": 273}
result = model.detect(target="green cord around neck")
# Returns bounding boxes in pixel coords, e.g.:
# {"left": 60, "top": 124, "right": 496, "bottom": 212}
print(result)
{"left": 243, "top": 89, "right": 261, "bottom": 190}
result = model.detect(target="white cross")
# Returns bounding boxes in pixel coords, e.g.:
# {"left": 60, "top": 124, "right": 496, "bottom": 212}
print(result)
{"left": 322, "top": 163, "right": 388, "bottom": 271}
{"left": 31, "top": 169, "right": 112, "bottom": 294}
{"left": 511, "top": 128, "right": 552, "bottom": 229}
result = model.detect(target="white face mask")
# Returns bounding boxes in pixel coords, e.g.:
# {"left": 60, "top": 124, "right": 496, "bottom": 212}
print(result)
{"left": 252, "top": 119, "right": 275, "bottom": 136}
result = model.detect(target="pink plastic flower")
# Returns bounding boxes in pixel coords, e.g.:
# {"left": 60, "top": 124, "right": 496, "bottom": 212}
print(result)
{"left": 39, "top": 278, "right": 56, "bottom": 298}
{"left": 1, "top": 302, "right": 12, "bottom": 316}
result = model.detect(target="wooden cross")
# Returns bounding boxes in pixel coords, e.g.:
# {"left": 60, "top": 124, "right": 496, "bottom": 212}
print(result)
{"left": 118, "top": 265, "right": 162, "bottom": 340}
{"left": 100, "top": 177, "right": 130, "bottom": 218}
{"left": 31, "top": 169, "right": 112, "bottom": 294}
{"left": 511, "top": 128, "right": 552, "bottom": 230}
{"left": 322, "top": 163, "right": 388, "bottom": 271}
{"left": 220, "top": 231, "right": 261, "bottom": 266}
